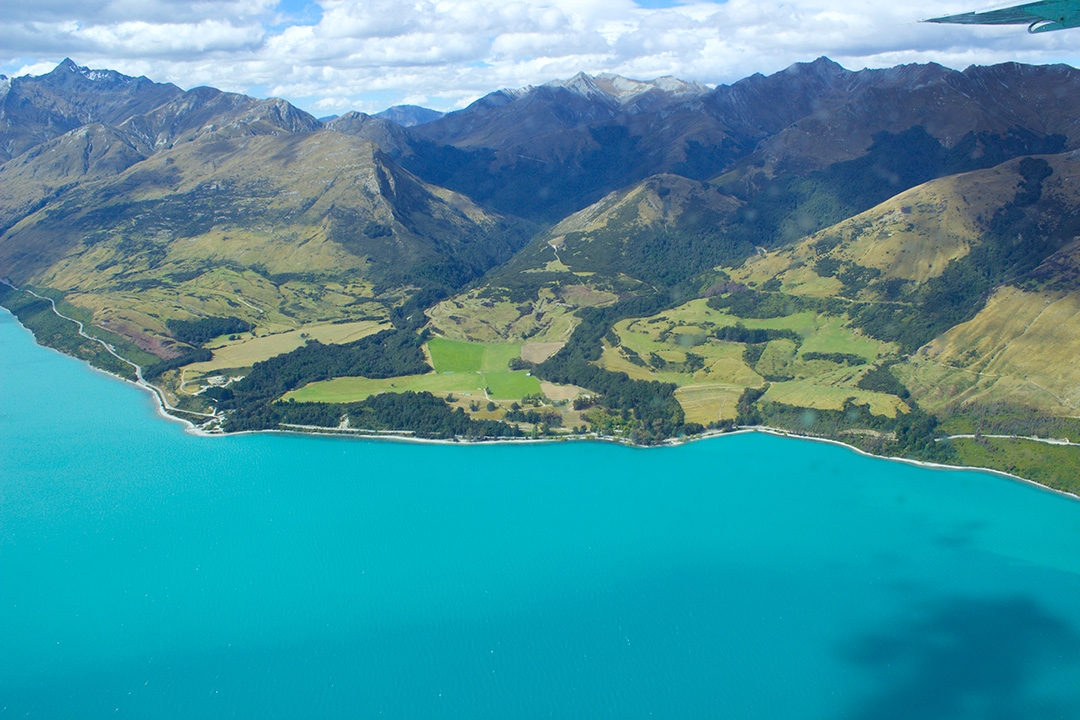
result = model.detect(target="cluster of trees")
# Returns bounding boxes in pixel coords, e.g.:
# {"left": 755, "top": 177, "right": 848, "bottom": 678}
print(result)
{"left": 714, "top": 324, "right": 800, "bottom": 345}
{"left": 259, "top": 392, "right": 525, "bottom": 439}
{"left": 621, "top": 346, "right": 647, "bottom": 367}
{"left": 753, "top": 396, "right": 953, "bottom": 462}
{"left": 743, "top": 344, "right": 767, "bottom": 367}
{"left": 736, "top": 385, "right": 769, "bottom": 426}
{"left": 165, "top": 316, "right": 252, "bottom": 346}
{"left": 348, "top": 392, "right": 521, "bottom": 438}
{"left": 507, "top": 356, "right": 535, "bottom": 371}
{"left": 802, "top": 352, "right": 866, "bottom": 366}
{"left": 857, "top": 363, "right": 910, "bottom": 398}
{"left": 836, "top": 264, "right": 882, "bottom": 299}
{"left": 814, "top": 257, "right": 842, "bottom": 277}
{"left": 572, "top": 396, "right": 597, "bottom": 411}
{"left": 504, "top": 407, "right": 562, "bottom": 426}
{"left": 707, "top": 290, "right": 847, "bottom": 319}
{"left": 215, "top": 329, "right": 431, "bottom": 429}
{"left": 813, "top": 258, "right": 882, "bottom": 298}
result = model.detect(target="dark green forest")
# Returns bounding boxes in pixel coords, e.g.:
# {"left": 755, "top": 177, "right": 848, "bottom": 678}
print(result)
{"left": 166, "top": 316, "right": 252, "bottom": 346}
{"left": 275, "top": 392, "right": 524, "bottom": 440}
{"left": 212, "top": 329, "right": 432, "bottom": 430}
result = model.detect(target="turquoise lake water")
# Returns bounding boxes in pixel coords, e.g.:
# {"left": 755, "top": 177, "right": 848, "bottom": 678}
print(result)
{"left": 3, "top": 307, "right": 1080, "bottom": 718}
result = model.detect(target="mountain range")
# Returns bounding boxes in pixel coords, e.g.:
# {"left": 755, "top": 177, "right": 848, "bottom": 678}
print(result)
{"left": 3, "top": 57, "right": 1080, "bottom": 490}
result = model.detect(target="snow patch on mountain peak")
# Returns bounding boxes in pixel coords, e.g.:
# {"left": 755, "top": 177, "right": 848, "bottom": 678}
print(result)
{"left": 544, "top": 71, "right": 709, "bottom": 104}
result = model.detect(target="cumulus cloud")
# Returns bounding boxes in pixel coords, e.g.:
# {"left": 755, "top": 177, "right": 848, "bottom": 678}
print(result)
{"left": 1, "top": 0, "right": 1079, "bottom": 114}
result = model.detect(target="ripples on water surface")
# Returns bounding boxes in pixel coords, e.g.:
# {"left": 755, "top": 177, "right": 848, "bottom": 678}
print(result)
{"left": 3, "top": 308, "right": 1080, "bottom": 718}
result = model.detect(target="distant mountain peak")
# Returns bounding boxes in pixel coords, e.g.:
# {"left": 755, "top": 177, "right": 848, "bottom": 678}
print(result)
{"left": 544, "top": 71, "right": 607, "bottom": 100}
{"left": 595, "top": 72, "right": 709, "bottom": 98}
{"left": 542, "top": 71, "right": 708, "bottom": 104}
{"left": 374, "top": 104, "right": 444, "bottom": 127}
{"left": 780, "top": 56, "right": 848, "bottom": 79}
{"left": 45, "top": 58, "right": 139, "bottom": 86}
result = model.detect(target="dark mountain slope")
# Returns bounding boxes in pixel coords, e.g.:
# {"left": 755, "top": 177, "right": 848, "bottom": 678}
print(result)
{"left": 401, "top": 60, "right": 1080, "bottom": 228}
{"left": 325, "top": 111, "right": 413, "bottom": 156}
{"left": 0, "top": 59, "right": 181, "bottom": 163}
{"left": 374, "top": 105, "right": 444, "bottom": 127}
{"left": 118, "top": 86, "right": 321, "bottom": 149}
{"left": 402, "top": 74, "right": 732, "bottom": 222}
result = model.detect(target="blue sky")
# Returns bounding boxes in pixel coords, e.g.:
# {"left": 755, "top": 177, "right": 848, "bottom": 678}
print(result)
{"left": 2, "top": 0, "right": 1078, "bottom": 115}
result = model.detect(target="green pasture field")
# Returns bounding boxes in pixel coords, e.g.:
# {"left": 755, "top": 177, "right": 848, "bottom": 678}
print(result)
{"left": 281, "top": 337, "right": 540, "bottom": 404}
{"left": 674, "top": 384, "right": 744, "bottom": 424}
{"left": 284, "top": 372, "right": 483, "bottom": 403}
{"left": 428, "top": 337, "right": 487, "bottom": 372}
{"left": 790, "top": 315, "right": 890, "bottom": 361}
{"left": 485, "top": 371, "right": 542, "bottom": 398}
{"left": 755, "top": 339, "right": 797, "bottom": 377}
{"left": 427, "top": 337, "right": 523, "bottom": 373}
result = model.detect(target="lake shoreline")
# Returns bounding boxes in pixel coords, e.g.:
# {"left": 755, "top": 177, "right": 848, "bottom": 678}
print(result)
{"left": 5, "top": 306, "right": 1077, "bottom": 502}
{"left": 194, "top": 412, "right": 1080, "bottom": 503}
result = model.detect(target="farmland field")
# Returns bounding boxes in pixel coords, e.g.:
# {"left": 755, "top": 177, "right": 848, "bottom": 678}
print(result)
{"left": 485, "top": 371, "right": 542, "bottom": 398}
{"left": 284, "top": 337, "right": 542, "bottom": 403}
{"left": 427, "top": 337, "right": 527, "bottom": 372}
{"left": 593, "top": 297, "right": 901, "bottom": 423}
{"left": 184, "top": 320, "right": 389, "bottom": 375}
{"left": 762, "top": 380, "right": 906, "bottom": 417}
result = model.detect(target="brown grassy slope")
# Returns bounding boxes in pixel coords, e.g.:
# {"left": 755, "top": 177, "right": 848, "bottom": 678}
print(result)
{"left": 730, "top": 162, "right": 1023, "bottom": 293}
{"left": 729, "top": 151, "right": 1080, "bottom": 419}
{"left": 0, "top": 131, "right": 512, "bottom": 355}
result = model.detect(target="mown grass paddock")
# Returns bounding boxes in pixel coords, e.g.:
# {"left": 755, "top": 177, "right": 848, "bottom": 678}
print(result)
{"left": 285, "top": 337, "right": 542, "bottom": 404}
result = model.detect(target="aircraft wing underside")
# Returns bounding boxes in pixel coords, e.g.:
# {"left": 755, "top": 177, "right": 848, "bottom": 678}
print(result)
{"left": 925, "top": 0, "right": 1080, "bottom": 31}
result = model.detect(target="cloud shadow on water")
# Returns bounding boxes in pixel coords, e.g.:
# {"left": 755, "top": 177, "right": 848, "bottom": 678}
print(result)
{"left": 839, "top": 595, "right": 1080, "bottom": 720}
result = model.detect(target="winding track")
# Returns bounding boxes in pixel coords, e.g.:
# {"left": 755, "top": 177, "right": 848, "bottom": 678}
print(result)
{"left": 1, "top": 280, "right": 218, "bottom": 421}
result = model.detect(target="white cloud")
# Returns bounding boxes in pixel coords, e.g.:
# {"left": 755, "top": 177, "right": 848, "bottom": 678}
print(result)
{"left": 78, "top": 20, "right": 266, "bottom": 55}
{"left": 2, "top": 0, "right": 1079, "bottom": 115}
